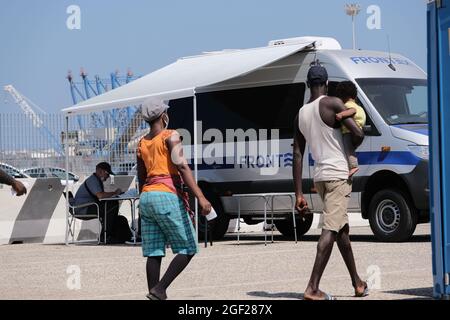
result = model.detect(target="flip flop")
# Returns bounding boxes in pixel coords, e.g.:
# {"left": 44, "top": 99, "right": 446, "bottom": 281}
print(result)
{"left": 146, "top": 293, "right": 162, "bottom": 300}
{"left": 304, "top": 292, "right": 336, "bottom": 300}
{"left": 355, "top": 283, "right": 369, "bottom": 297}
{"left": 324, "top": 292, "right": 336, "bottom": 300}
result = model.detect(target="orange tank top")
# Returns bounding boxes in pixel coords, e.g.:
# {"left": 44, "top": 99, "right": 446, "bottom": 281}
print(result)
{"left": 137, "top": 129, "right": 180, "bottom": 193}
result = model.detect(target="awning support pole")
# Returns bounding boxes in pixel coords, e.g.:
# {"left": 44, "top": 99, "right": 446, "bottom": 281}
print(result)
{"left": 193, "top": 92, "right": 199, "bottom": 242}
{"left": 65, "top": 116, "right": 70, "bottom": 245}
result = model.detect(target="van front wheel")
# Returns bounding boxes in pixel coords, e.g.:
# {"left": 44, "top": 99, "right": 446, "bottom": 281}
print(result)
{"left": 368, "top": 189, "right": 418, "bottom": 242}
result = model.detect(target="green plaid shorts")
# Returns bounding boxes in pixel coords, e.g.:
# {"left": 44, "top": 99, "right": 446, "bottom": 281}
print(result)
{"left": 140, "top": 191, "right": 198, "bottom": 257}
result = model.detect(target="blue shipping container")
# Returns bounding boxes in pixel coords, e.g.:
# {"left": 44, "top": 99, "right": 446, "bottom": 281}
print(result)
{"left": 428, "top": 0, "right": 450, "bottom": 299}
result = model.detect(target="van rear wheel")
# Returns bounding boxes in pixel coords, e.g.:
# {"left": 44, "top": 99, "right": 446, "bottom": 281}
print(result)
{"left": 368, "top": 189, "right": 418, "bottom": 242}
{"left": 274, "top": 214, "right": 313, "bottom": 239}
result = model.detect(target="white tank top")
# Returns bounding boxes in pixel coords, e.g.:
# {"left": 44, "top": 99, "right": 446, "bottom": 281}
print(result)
{"left": 298, "top": 95, "right": 349, "bottom": 182}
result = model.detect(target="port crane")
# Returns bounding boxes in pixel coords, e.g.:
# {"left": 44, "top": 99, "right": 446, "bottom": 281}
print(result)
{"left": 67, "top": 69, "right": 144, "bottom": 162}
{"left": 4, "top": 85, "right": 64, "bottom": 156}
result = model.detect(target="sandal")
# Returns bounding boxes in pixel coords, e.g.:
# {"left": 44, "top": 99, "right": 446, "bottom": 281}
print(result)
{"left": 354, "top": 283, "right": 369, "bottom": 297}
{"left": 323, "top": 292, "right": 336, "bottom": 300}
{"left": 304, "top": 292, "right": 336, "bottom": 300}
{"left": 146, "top": 293, "right": 162, "bottom": 300}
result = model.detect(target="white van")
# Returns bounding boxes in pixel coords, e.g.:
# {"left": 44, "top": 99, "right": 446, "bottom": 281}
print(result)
{"left": 166, "top": 37, "right": 428, "bottom": 242}
{"left": 63, "top": 36, "right": 428, "bottom": 242}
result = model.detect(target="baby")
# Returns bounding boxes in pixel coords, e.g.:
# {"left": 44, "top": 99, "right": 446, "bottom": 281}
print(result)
{"left": 335, "top": 81, "right": 366, "bottom": 178}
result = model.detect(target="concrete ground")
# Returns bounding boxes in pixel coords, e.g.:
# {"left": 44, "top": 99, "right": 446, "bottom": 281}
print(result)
{"left": 0, "top": 223, "right": 433, "bottom": 300}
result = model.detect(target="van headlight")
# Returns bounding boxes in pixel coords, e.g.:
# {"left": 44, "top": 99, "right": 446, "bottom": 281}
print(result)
{"left": 408, "top": 145, "right": 429, "bottom": 160}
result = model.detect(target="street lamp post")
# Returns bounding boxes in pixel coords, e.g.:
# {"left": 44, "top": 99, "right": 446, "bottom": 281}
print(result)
{"left": 345, "top": 3, "right": 361, "bottom": 50}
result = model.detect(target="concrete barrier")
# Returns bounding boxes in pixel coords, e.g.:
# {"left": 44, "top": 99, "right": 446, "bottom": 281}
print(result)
{"left": 0, "top": 177, "right": 135, "bottom": 245}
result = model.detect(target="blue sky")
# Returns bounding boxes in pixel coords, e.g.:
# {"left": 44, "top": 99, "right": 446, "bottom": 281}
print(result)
{"left": 0, "top": 0, "right": 427, "bottom": 113}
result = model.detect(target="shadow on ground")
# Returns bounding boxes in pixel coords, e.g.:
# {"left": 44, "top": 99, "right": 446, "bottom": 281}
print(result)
{"left": 49, "top": 228, "right": 430, "bottom": 247}
{"left": 218, "top": 232, "right": 430, "bottom": 245}
{"left": 384, "top": 287, "right": 434, "bottom": 300}
{"left": 247, "top": 291, "right": 304, "bottom": 300}
{"left": 249, "top": 288, "right": 435, "bottom": 300}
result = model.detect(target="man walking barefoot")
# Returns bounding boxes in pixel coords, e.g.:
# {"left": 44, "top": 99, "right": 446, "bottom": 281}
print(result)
{"left": 293, "top": 63, "right": 368, "bottom": 300}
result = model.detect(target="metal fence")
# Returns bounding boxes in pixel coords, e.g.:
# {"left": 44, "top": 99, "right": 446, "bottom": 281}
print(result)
{"left": 0, "top": 111, "right": 146, "bottom": 179}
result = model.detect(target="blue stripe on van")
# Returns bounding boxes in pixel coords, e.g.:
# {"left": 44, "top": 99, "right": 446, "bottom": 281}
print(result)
{"left": 357, "top": 151, "right": 420, "bottom": 165}
{"left": 196, "top": 151, "right": 420, "bottom": 170}
{"left": 309, "top": 151, "right": 420, "bottom": 166}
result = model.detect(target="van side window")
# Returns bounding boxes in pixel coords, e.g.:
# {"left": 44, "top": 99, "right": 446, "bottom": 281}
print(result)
{"left": 328, "top": 81, "right": 379, "bottom": 136}
{"left": 197, "top": 83, "right": 306, "bottom": 139}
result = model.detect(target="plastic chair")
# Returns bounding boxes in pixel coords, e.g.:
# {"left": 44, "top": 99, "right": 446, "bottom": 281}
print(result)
{"left": 63, "top": 191, "right": 101, "bottom": 245}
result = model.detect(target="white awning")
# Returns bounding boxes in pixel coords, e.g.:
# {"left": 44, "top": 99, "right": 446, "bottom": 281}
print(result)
{"left": 62, "top": 41, "right": 315, "bottom": 115}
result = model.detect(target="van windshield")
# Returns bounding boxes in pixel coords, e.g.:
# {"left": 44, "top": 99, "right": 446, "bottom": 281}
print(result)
{"left": 355, "top": 78, "right": 428, "bottom": 125}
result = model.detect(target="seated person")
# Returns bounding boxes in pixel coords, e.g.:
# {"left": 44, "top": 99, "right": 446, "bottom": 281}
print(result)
{"left": 73, "top": 162, "right": 125, "bottom": 243}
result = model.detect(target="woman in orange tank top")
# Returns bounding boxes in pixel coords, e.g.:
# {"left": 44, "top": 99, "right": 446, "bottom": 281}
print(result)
{"left": 137, "top": 98, "right": 211, "bottom": 300}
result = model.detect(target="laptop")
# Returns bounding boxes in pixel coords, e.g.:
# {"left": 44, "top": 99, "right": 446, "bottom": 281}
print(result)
{"left": 103, "top": 175, "right": 135, "bottom": 193}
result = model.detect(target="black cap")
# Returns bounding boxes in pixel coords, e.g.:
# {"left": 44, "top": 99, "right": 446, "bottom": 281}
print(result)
{"left": 307, "top": 65, "right": 328, "bottom": 85}
{"left": 96, "top": 162, "right": 114, "bottom": 175}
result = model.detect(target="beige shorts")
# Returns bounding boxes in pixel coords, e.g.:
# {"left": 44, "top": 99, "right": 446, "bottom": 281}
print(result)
{"left": 314, "top": 179, "right": 352, "bottom": 232}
